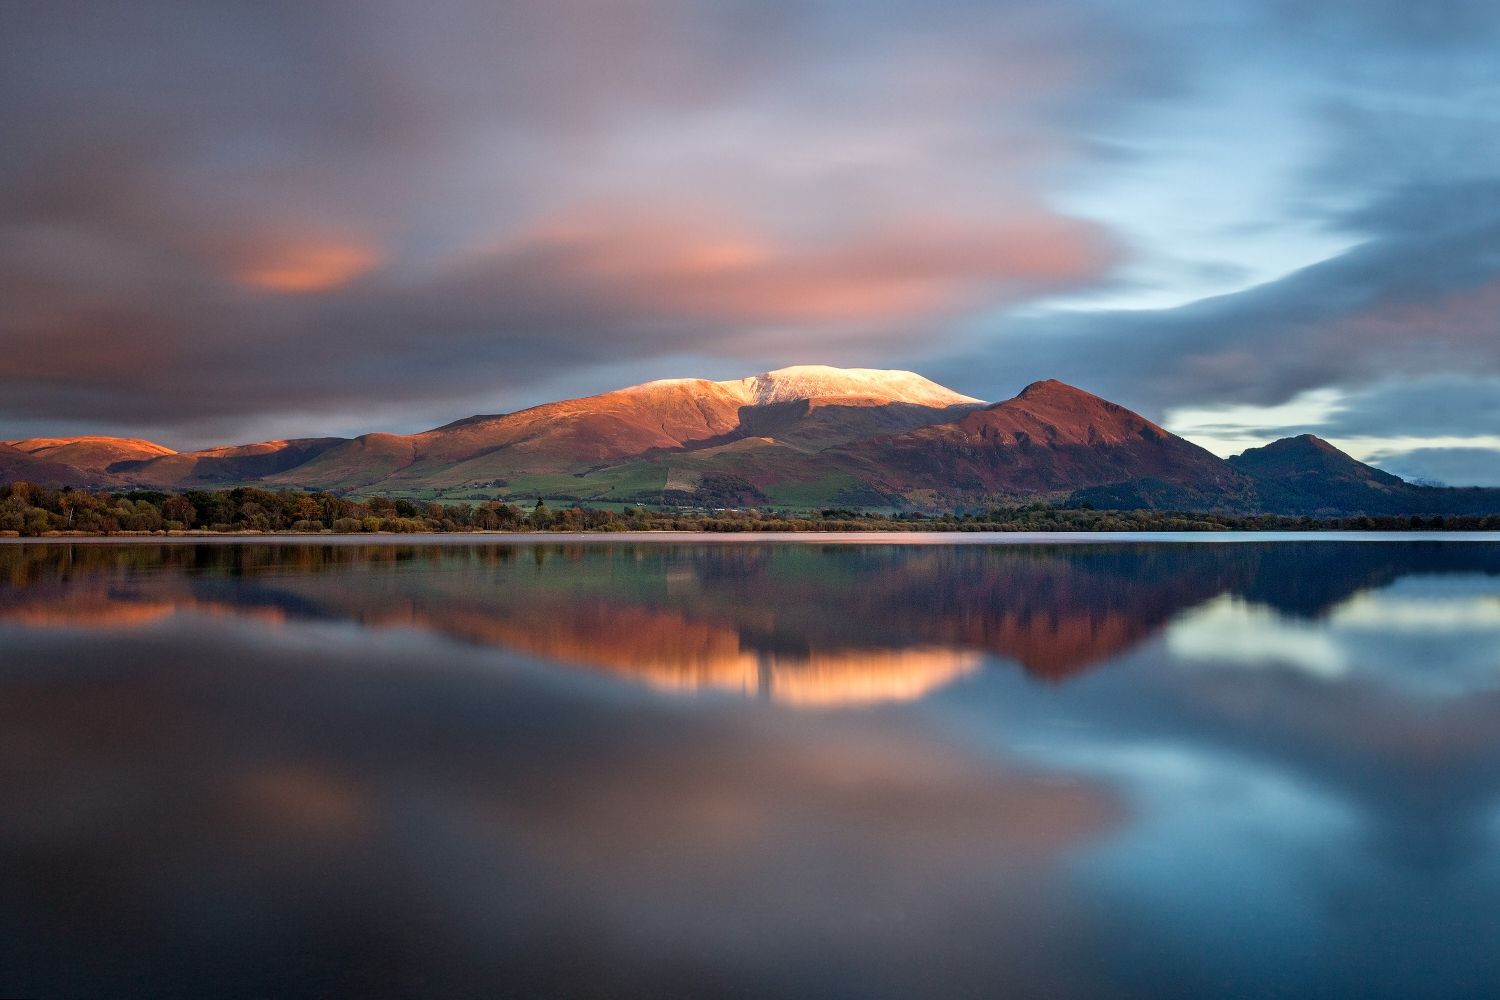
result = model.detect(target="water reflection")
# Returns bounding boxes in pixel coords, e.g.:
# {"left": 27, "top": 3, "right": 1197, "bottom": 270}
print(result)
{"left": 2, "top": 539, "right": 1500, "bottom": 998}
{"left": 4, "top": 541, "right": 1500, "bottom": 700}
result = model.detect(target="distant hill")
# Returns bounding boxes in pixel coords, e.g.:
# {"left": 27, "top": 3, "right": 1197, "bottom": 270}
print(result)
{"left": 0, "top": 442, "right": 102, "bottom": 488}
{"left": 4, "top": 366, "right": 1499, "bottom": 516}
{"left": 111, "top": 439, "right": 348, "bottom": 487}
{"left": 5, "top": 436, "right": 176, "bottom": 472}
{"left": 1228, "top": 434, "right": 1500, "bottom": 516}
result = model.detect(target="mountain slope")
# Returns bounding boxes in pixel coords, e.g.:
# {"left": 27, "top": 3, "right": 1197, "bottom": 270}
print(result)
{"left": 827, "top": 379, "right": 1255, "bottom": 505}
{"left": 722, "top": 365, "right": 981, "bottom": 409}
{"left": 1231, "top": 434, "right": 1403, "bottom": 486}
{"left": 0, "top": 443, "right": 104, "bottom": 487}
{"left": 5, "top": 437, "right": 174, "bottom": 473}
{"left": 260, "top": 367, "right": 985, "bottom": 492}
{"left": 1229, "top": 435, "right": 1500, "bottom": 515}
{"left": 1230, "top": 434, "right": 1405, "bottom": 514}
{"left": 5, "top": 367, "right": 1498, "bottom": 516}
{"left": 116, "top": 438, "right": 349, "bottom": 487}
{"left": 267, "top": 380, "right": 755, "bottom": 491}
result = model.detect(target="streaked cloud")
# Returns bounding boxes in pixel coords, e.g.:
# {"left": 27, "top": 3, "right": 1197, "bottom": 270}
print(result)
{"left": 236, "top": 241, "right": 382, "bottom": 294}
{"left": 0, "top": 0, "right": 1496, "bottom": 475}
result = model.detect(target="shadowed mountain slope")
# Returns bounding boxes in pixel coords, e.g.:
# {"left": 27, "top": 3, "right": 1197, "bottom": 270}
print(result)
{"left": 115, "top": 439, "right": 349, "bottom": 487}
{"left": 826, "top": 379, "right": 1255, "bottom": 505}
{"left": 1228, "top": 434, "right": 1500, "bottom": 516}
{"left": 4, "top": 437, "right": 176, "bottom": 473}
{"left": 0, "top": 442, "right": 105, "bottom": 487}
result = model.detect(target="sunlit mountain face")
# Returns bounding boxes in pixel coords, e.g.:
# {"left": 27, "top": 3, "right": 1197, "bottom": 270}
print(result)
{"left": 7, "top": 367, "right": 1499, "bottom": 516}
{"left": 5, "top": 537, "right": 1500, "bottom": 998}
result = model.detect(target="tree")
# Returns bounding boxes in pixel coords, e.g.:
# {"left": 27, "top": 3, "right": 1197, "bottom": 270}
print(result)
{"left": 162, "top": 495, "right": 198, "bottom": 527}
{"left": 292, "top": 494, "right": 323, "bottom": 523}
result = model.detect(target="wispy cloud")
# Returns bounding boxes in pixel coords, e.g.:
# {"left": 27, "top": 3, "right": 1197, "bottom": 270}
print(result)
{"left": 1, "top": 0, "right": 1497, "bottom": 475}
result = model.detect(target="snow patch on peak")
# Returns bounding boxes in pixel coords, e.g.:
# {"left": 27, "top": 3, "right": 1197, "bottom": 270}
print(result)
{"left": 635, "top": 377, "right": 715, "bottom": 389}
{"left": 724, "top": 365, "right": 983, "bottom": 408}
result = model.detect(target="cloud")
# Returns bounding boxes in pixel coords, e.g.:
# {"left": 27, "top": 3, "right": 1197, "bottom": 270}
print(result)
{"left": 233, "top": 241, "right": 383, "bottom": 295}
{"left": 924, "top": 0, "right": 1500, "bottom": 477}
{"left": 941, "top": 179, "right": 1500, "bottom": 412}
{"left": 1150, "top": 374, "right": 1500, "bottom": 484}
{"left": 1361, "top": 448, "right": 1500, "bottom": 488}
{"left": 479, "top": 205, "right": 1117, "bottom": 329}
{"left": 0, "top": 0, "right": 1151, "bottom": 445}
{"left": 1315, "top": 376, "right": 1500, "bottom": 439}
{"left": 930, "top": 171, "right": 1500, "bottom": 483}
{"left": 1, "top": 0, "right": 1498, "bottom": 473}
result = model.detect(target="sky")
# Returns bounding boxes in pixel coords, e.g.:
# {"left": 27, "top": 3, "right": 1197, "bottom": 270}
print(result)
{"left": 2, "top": 0, "right": 1498, "bottom": 484}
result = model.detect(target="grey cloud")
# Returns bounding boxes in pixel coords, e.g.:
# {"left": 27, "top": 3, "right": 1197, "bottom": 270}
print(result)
{"left": 1318, "top": 376, "right": 1500, "bottom": 439}
{"left": 1364, "top": 448, "right": 1500, "bottom": 488}
{"left": 0, "top": 0, "right": 1151, "bottom": 444}
{"left": 2, "top": 0, "right": 1499, "bottom": 467}
{"left": 938, "top": 179, "right": 1500, "bottom": 413}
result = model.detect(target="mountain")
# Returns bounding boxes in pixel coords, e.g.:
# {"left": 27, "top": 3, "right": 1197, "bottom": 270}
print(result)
{"left": 1, "top": 435, "right": 349, "bottom": 488}
{"left": 1229, "top": 434, "right": 1500, "bottom": 516}
{"left": 0, "top": 442, "right": 104, "bottom": 488}
{"left": 826, "top": 379, "right": 1255, "bottom": 505}
{"left": 249, "top": 365, "right": 984, "bottom": 496}
{"left": 725, "top": 365, "right": 981, "bottom": 409}
{"left": 1231, "top": 434, "right": 1400, "bottom": 484}
{"left": 113, "top": 438, "right": 349, "bottom": 487}
{"left": 3, "top": 366, "right": 1497, "bottom": 516}
{"left": 267, "top": 379, "right": 755, "bottom": 492}
{"left": 4, "top": 436, "right": 176, "bottom": 473}
{"left": 1230, "top": 434, "right": 1405, "bottom": 514}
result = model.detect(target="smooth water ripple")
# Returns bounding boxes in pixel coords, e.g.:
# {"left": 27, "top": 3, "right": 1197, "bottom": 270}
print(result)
{"left": 2, "top": 537, "right": 1498, "bottom": 998}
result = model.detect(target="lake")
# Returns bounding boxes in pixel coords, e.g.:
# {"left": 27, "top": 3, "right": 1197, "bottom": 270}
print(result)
{"left": 3, "top": 534, "right": 1499, "bottom": 998}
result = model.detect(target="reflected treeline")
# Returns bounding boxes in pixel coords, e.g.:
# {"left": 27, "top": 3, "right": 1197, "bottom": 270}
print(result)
{"left": 4, "top": 541, "right": 1499, "bottom": 703}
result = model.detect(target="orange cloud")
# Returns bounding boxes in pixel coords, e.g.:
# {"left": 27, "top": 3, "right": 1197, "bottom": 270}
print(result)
{"left": 509, "top": 205, "right": 1116, "bottom": 328}
{"left": 237, "top": 242, "right": 380, "bottom": 293}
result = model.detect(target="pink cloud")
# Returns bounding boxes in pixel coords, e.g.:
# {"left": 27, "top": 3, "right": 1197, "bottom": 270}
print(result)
{"left": 495, "top": 204, "right": 1118, "bottom": 330}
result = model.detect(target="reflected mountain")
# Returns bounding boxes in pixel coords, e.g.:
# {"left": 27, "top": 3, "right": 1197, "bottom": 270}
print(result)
{"left": 0, "top": 620, "right": 1124, "bottom": 999}
{"left": 6, "top": 539, "right": 1500, "bottom": 998}
{"left": 4, "top": 540, "right": 1499, "bottom": 704}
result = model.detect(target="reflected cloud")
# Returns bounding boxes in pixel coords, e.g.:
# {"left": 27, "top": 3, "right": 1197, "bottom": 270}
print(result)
{"left": 1166, "top": 577, "right": 1500, "bottom": 698}
{"left": 6, "top": 539, "right": 1500, "bottom": 997}
{"left": 1333, "top": 589, "right": 1500, "bottom": 632}
{"left": 5, "top": 540, "right": 1500, "bottom": 707}
{"left": 1168, "top": 595, "right": 1349, "bottom": 677}
{"left": 238, "top": 765, "right": 369, "bottom": 839}
{"left": 0, "top": 619, "right": 1122, "bottom": 998}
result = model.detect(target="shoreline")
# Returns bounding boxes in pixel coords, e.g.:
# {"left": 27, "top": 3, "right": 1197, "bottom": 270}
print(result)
{"left": 2, "top": 530, "right": 1496, "bottom": 545}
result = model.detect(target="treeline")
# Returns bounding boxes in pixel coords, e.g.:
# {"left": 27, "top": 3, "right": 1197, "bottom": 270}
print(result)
{"left": 2, "top": 482, "right": 1498, "bottom": 537}
{"left": 0, "top": 483, "right": 549, "bottom": 535}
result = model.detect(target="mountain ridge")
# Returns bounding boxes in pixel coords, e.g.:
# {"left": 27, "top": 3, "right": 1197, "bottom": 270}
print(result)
{"left": 3, "top": 366, "right": 1497, "bottom": 516}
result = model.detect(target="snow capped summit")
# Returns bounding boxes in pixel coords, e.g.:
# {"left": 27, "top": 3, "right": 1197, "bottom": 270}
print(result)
{"left": 721, "top": 365, "right": 983, "bottom": 408}
{"left": 624, "top": 365, "right": 984, "bottom": 408}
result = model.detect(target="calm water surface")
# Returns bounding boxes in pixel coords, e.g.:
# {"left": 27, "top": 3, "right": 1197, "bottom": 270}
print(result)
{"left": 3, "top": 536, "right": 1499, "bottom": 998}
